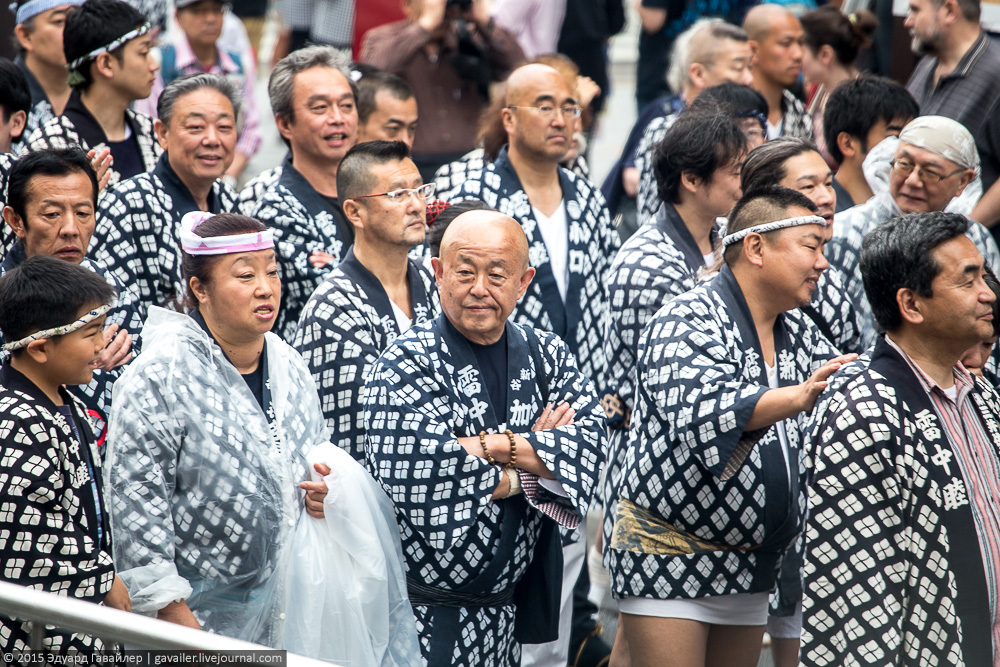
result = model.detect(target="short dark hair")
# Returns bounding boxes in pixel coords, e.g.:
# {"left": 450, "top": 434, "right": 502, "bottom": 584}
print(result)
{"left": 653, "top": 110, "right": 748, "bottom": 206}
{"left": 861, "top": 212, "right": 970, "bottom": 333}
{"left": 337, "top": 140, "right": 412, "bottom": 202}
{"left": 429, "top": 199, "right": 493, "bottom": 257}
{"left": 0, "top": 255, "right": 115, "bottom": 353}
{"left": 741, "top": 137, "right": 820, "bottom": 193}
{"left": 357, "top": 70, "right": 414, "bottom": 125}
{"left": 823, "top": 76, "right": 918, "bottom": 164}
{"left": 63, "top": 0, "right": 148, "bottom": 91}
{"left": 181, "top": 214, "right": 270, "bottom": 310}
{"left": 689, "top": 82, "right": 768, "bottom": 119}
{"left": 0, "top": 58, "right": 31, "bottom": 125}
{"left": 724, "top": 185, "right": 818, "bottom": 265}
{"left": 7, "top": 147, "right": 99, "bottom": 223}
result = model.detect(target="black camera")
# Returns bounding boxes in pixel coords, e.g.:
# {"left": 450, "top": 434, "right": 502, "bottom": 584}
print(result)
{"left": 446, "top": 0, "right": 472, "bottom": 7}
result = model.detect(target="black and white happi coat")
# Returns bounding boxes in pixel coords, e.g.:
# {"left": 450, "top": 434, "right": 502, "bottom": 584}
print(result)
{"left": 24, "top": 93, "right": 161, "bottom": 188}
{"left": 105, "top": 308, "right": 327, "bottom": 646}
{"left": 632, "top": 108, "right": 682, "bottom": 225}
{"left": 0, "top": 364, "right": 115, "bottom": 655}
{"left": 435, "top": 147, "right": 591, "bottom": 199}
{"left": 829, "top": 191, "right": 1000, "bottom": 349}
{"left": 363, "top": 316, "right": 605, "bottom": 667}
{"left": 294, "top": 248, "right": 440, "bottom": 462}
{"left": 600, "top": 203, "right": 714, "bottom": 564}
{"left": 0, "top": 243, "right": 144, "bottom": 428}
{"left": 801, "top": 337, "right": 999, "bottom": 667}
{"left": 92, "top": 153, "right": 239, "bottom": 322}
{"left": 608, "top": 265, "right": 838, "bottom": 601}
{"left": 244, "top": 158, "right": 355, "bottom": 341}
{"left": 236, "top": 160, "right": 284, "bottom": 213}
{"left": 447, "top": 147, "right": 619, "bottom": 383}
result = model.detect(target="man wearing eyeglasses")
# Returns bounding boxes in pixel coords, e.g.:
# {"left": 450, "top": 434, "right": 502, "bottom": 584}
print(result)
{"left": 294, "top": 140, "right": 440, "bottom": 462}
{"left": 447, "top": 62, "right": 618, "bottom": 667}
{"left": 449, "top": 63, "right": 618, "bottom": 387}
{"left": 829, "top": 115, "right": 1000, "bottom": 348}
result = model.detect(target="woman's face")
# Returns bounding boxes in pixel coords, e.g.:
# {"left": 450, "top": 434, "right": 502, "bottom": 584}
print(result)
{"left": 801, "top": 45, "right": 827, "bottom": 87}
{"left": 197, "top": 249, "right": 281, "bottom": 341}
{"left": 961, "top": 336, "right": 997, "bottom": 377}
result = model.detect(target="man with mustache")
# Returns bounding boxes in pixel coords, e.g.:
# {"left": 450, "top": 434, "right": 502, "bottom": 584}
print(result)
{"left": 294, "top": 140, "right": 440, "bottom": 462}
{"left": 802, "top": 211, "right": 1000, "bottom": 666}
{"left": 827, "top": 115, "right": 1000, "bottom": 348}
{"left": 241, "top": 46, "right": 359, "bottom": 341}
{"left": 744, "top": 4, "right": 812, "bottom": 141}
{"left": 903, "top": 0, "right": 1000, "bottom": 240}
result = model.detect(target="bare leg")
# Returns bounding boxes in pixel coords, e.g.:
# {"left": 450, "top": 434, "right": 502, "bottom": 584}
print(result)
{"left": 620, "top": 613, "right": 709, "bottom": 667}
{"left": 705, "top": 624, "right": 766, "bottom": 667}
{"left": 770, "top": 637, "right": 800, "bottom": 667}
{"left": 609, "top": 616, "right": 630, "bottom": 667}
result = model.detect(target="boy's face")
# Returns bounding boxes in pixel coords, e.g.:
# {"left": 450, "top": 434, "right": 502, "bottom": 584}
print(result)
{"left": 43, "top": 307, "right": 106, "bottom": 386}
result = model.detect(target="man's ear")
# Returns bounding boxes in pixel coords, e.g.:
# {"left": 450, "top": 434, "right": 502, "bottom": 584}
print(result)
{"left": 953, "top": 168, "right": 975, "bottom": 197}
{"left": 743, "top": 233, "right": 765, "bottom": 268}
{"left": 897, "top": 287, "right": 925, "bottom": 325}
{"left": 3, "top": 206, "right": 26, "bottom": 239}
{"left": 837, "top": 131, "right": 860, "bottom": 160}
{"left": 92, "top": 52, "right": 117, "bottom": 82}
{"left": 517, "top": 266, "right": 536, "bottom": 300}
{"left": 8, "top": 109, "right": 26, "bottom": 142}
{"left": 430, "top": 256, "right": 444, "bottom": 284}
{"left": 154, "top": 118, "right": 169, "bottom": 151}
{"left": 275, "top": 113, "right": 294, "bottom": 143}
{"left": 679, "top": 170, "right": 701, "bottom": 196}
{"left": 342, "top": 198, "right": 365, "bottom": 231}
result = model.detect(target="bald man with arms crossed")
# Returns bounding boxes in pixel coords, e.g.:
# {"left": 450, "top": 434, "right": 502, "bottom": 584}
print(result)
{"left": 363, "top": 210, "right": 605, "bottom": 667}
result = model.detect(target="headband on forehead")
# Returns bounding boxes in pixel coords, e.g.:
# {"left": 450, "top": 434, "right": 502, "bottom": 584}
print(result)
{"left": 179, "top": 211, "right": 275, "bottom": 256}
{"left": 66, "top": 22, "right": 151, "bottom": 73}
{"left": 2, "top": 303, "right": 112, "bottom": 352}
{"left": 9, "top": 0, "right": 83, "bottom": 24}
{"left": 722, "top": 215, "right": 827, "bottom": 248}
{"left": 898, "top": 115, "right": 979, "bottom": 173}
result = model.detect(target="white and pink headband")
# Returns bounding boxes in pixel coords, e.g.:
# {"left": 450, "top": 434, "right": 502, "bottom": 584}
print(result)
{"left": 179, "top": 211, "right": 274, "bottom": 256}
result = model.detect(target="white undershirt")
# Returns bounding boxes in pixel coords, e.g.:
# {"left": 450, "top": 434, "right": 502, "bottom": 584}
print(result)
{"left": 390, "top": 300, "right": 412, "bottom": 333}
{"left": 942, "top": 384, "right": 958, "bottom": 401}
{"left": 702, "top": 252, "right": 715, "bottom": 267}
{"left": 766, "top": 119, "right": 782, "bottom": 141}
{"left": 765, "top": 361, "right": 792, "bottom": 487}
{"left": 532, "top": 201, "right": 569, "bottom": 302}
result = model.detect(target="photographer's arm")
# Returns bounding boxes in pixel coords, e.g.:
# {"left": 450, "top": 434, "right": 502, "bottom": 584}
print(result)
{"left": 359, "top": 7, "right": 439, "bottom": 73}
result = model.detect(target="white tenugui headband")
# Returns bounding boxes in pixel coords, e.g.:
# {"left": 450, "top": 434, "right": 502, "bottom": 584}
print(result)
{"left": 722, "top": 215, "right": 828, "bottom": 248}
{"left": 2, "top": 303, "right": 112, "bottom": 352}
{"left": 10, "top": 0, "right": 83, "bottom": 25}
{"left": 66, "top": 22, "right": 151, "bottom": 72}
{"left": 180, "top": 211, "right": 275, "bottom": 256}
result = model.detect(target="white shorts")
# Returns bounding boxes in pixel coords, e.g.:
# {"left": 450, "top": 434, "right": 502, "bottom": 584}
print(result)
{"left": 618, "top": 591, "right": 770, "bottom": 626}
{"left": 766, "top": 601, "right": 802, "bottom": 639}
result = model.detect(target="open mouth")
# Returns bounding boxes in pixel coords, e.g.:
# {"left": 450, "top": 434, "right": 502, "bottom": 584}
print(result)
{"left": 254, "top": 304, "right": 275, "bottom": 320}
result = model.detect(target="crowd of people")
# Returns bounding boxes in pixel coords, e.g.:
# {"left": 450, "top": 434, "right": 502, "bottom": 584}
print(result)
{"left": 3, "top": 0, "right": 1000, "bottom": 666}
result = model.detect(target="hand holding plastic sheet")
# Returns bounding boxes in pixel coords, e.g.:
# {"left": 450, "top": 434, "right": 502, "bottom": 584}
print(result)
{"left": 284, "top": 442, "right": 422, "bottom": 667}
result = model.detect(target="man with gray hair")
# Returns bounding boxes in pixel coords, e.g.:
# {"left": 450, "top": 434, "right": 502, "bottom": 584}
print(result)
{"left": 91, "top": 73, "right": 240, "bottom": 322}
{"left": 240, "top": 45, "right": 358, "bottom": 340}
{"left": 628, "top": 19, "right": 753, "bottom": 223}
{"left": 828, "top": 115, "right": 1000, "bottom": 348}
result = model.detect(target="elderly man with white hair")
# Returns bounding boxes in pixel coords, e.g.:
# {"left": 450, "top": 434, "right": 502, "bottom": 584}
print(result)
{"left": 827, "top": 115, "right": 1000, "bottom": 349}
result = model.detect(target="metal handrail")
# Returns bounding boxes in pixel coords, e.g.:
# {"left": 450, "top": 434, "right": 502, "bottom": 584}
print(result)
{"left": 0, "top": 580, "right": 334, "bottom": 666}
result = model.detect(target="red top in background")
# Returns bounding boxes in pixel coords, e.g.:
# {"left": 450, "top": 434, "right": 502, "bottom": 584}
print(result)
{"left": 353, "top": 0, "right": 406, "bottom": 59}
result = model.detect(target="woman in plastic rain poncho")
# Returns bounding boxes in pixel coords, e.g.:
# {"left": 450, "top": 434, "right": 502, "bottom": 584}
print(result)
{"left": 104, "top": 212, "right": 420, "bottom": 666}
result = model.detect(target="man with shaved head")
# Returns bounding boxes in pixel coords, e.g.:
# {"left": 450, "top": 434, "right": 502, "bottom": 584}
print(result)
{"left": 449, "top": 63, "right": 618, "bottom": 387}
{"left": 363, "top": 208, "right": 605, "bottom": 667}
{"left": 743, "top": 4, "right": 812, "bottom": 140}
